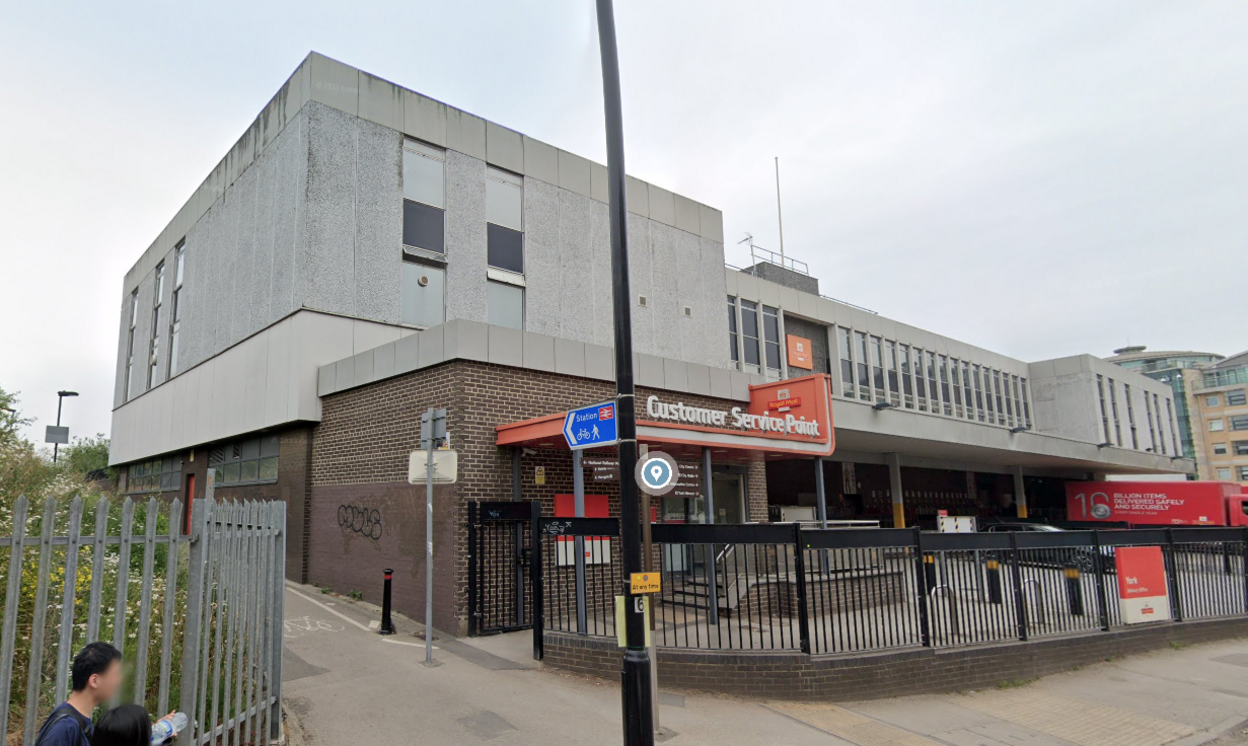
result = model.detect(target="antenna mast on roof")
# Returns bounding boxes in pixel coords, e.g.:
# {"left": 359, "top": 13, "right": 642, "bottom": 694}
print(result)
{"left": 774, "top": 157, "right": 785, "bottom": 268}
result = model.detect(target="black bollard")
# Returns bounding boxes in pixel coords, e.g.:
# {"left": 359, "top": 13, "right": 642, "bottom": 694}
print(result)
{"left": 986, "top": 558, "right": 1003, "bottom": 605}
{"left": 924, "top": 554, "right": 937, "bottom": 596}
{"left": 1065, "top": 565, "right": 1084, "bottom": 616}
{"left": 380, "top": 568, "right": 395, "bottom": 635}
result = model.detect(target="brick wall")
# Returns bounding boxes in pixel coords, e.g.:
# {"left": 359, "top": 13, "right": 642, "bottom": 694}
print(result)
{"left": 307, "top": 359, "right": 775, "bottom": 635}
{"left": 542, "top": 617, "right": 1248, "bottom": 700}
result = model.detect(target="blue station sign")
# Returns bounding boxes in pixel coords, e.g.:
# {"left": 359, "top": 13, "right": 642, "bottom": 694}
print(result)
{"left": 563, "top": 401, "right": 619, "bottom": 450}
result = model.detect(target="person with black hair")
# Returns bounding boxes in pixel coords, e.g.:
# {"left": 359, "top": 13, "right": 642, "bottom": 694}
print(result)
{"left": 33, "top": 641, "right": 123, "bottom": 746}
{"left": 90, "top": 704, "right": 152, "bottom": 746}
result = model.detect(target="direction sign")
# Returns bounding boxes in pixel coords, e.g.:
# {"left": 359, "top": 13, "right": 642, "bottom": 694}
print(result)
{"left": 563, "top": 401, "right": 618, "bottom": 450}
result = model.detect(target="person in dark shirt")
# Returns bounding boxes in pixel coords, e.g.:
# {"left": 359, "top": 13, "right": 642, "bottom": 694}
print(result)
{"left": 33, "top": 642, "right": 123, "bottom": 746}
{"left": 92, "top": 704, "right": 152, "bottom": 746}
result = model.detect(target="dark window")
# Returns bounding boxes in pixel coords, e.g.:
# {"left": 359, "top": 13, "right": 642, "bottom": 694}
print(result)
{"left": 209, "top": 435, "right": 280, "bottom": 486}
{"left": 838, "top": 327, "right": 854, "bottom": 398}
{"left": 1231, "top": 415, "right": 1248, "bottom": 431}
{"left": 487, "top": 224, "right": 524, "bottom": 273}
{"left": 1228, "top": 389, "right": 1247, "bottom": 407}
{"left": 727, "top": 297, "right": 739, "bottom": 363}
{"left": 1232, "top": 441, "right": 1248, "bottom": 456}
{"left": 762, "top": 306, "right": 781, "bottom": 370}
{"left": 741, "top": 301, "right": 760, "bottom": 367}
{"left": 403, "top": 200, "right": 446, "bottom": 253}
{"left": 127, "top": 457, "right": 182, "bottom": 494}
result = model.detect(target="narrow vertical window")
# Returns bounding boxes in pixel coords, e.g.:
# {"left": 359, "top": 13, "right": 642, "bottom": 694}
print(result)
{"left": 884, "top": 341, "right": 900, "bottom": 406}
{"left": 938, "top": 355, "right": 951, "bottom": 415}
{"left": 486, "top": 167, "right": 525, "bottom": 329}
{"left": 914, "top": 348, "right": 928, "bottom": 411}
{"left": 984, "top": 367, "right": 996, "bottom": 422}
{"left": 1125, "top": 384, "right": 1138, "bottom": 449}
{"left": 994, "top": 370, "right": 1006, "bottom": 425}
{"left": 926, "top": 351, "right": 939, "bottom": 413}
{"left": 1097, "top": 374, "right": 1111, "bottom": 443}
{"left": 727, "top": 297, "right": 740, "bottom": 366}
{"left": 1145, "top": 393, "right": 1157, "bottom": 450}
{"left": 402, "top": 140, "right": 446, "bottom": 254}
{"left": 950, "top": 358, "right": 963, "bottom": 417}
{"left": 973, "top": 365, "right": 985, "bottom": 422}
{"left": 148, "top": 261, "right": 164, "bottom": 388}
{"left": 1108, "top": 379, "right": 1122, "bottom": 445}
{"left": 125, "top": 289, "right": 138, "bottom": 401}
{"left": 741, "top": 301, "right": 761, "bottom": 373}
{"left": 762, "top": 306, "right": 782, "bottom": 376}
{"left": 1020, "top": 377, "right": 1031, "bottom": 428}
{"left": 899, "top": 344, "right": 914, "bottom": 408}
{"left": 1166, "top": 398, "right": 1179, "bottom": 457}
{"left": 838, "top": 327, "right": 855, "bottom": 398}
{"left": 169, "top": 242, "right": 185, "bottom": 377}
{"left": 870, "top": 336, "right": 885, "bottom": 401}
{"left": 856, "top": 332, "right": 871, "bottom": 400}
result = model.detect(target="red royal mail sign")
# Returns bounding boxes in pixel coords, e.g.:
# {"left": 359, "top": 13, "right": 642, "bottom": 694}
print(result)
{"left": 1114, "top": 546, "right": 1171, "bottom": 624}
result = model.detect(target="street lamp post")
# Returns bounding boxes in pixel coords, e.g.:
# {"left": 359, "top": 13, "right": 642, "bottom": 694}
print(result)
{"left": 53, "top": 390, "right": 78, "bottom": 464}
{"left": 593, "top": 1, "right": 654, "bottom": 744}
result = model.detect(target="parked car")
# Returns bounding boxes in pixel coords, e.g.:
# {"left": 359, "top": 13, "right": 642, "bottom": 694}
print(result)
{"left": 981, "top": 522, "right": 1115, "bottom": 573}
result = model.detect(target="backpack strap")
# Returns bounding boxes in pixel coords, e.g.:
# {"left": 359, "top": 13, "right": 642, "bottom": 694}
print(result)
{"left": 34, "top": 706, "right": 90, "bottom": 746}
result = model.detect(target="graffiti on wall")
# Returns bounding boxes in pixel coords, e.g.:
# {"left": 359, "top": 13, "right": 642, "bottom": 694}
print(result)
{"left": 338, "top": 504, "right": 383, "bottom": 540}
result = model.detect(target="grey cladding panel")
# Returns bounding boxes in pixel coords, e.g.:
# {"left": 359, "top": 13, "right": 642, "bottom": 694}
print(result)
{"left": 302, "top": 103, "right": 358, "bottom": 316}
{"left": 353, "top": 119, "right": 403, "bottom": 324}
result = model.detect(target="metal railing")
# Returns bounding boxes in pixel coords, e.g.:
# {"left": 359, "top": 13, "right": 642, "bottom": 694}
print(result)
{"left": 0, "top": 496, "right": 285, "bottom": 745}
{"left": 536, "top": 520, "right": 1248, "bottom": 659}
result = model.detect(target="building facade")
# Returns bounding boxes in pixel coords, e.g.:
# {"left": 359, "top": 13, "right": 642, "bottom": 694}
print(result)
{"left": 1182, "top": 351, "right": 1248, "bottom": 484}
{"left": 1107, "top": 346, "right": 1225, "bottom": 458}
{"left": 108, "top": 53, "right": 1192, "bottom": 633}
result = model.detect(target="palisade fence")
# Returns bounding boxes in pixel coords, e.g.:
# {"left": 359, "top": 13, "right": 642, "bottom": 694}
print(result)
{"left": 0, "top": 496, "right": 285, "bottom": 746}
{"left": 535, "top": 518, "right": 1248, "bottom": 658}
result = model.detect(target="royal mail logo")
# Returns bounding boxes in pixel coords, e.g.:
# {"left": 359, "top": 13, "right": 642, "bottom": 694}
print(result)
{"left": 767, "top": 397, "right": 802, "bottom": 410}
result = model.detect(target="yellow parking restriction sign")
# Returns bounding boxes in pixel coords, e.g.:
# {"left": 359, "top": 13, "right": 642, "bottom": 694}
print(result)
{"left": 629, "top": 572, "right": 661, "bottom": 594}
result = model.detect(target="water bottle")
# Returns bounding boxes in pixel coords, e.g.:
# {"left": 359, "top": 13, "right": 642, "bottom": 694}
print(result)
{"left": 150, "top": 712, "right": 189, "bottom": 745}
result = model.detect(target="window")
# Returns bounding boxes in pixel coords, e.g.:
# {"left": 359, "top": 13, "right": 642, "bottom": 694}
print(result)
{"left": 1206, "top": 395, "right": 1221, "bottom": 407}
{"left": 858, "top": 332, "right": 872, "bottom": 400}
{"left": 1218, "top": 468, "right": 1233, "bottom": 481}
{"left": 885, "top": 341, "right": 900, "bottom": 406}
{"left": 762, "top": 306, "right": 782, "bottom": 374}
{"left": 1011, "top": 376, "right": 1023, "bottom": 428}
{"left": 899, "top": 344, "right": 914, "bottom": 408}
{"left": 1020, "top": 377, "right": 1032, "bottom": 428}
{"left": 1228, "top": 390, "right": 1247, "bottom": 407}
{"left": 741, "top": 301, "right": 761, "bottom": 372}
{"left": 1231, "top": 415, "right": 1248, "bottom": 431}
{"left": 926, "top": 352, "right": 939, "bottom": 413}
{"left": 149, "top": 261, "right": 165, "bottom": 388}
{"left": 402, "top": 262, "right": 446, "bottom": 328}
{"left": 1108, "top": 381, "right": 1122, "bottom": 445}
{"left": 983, "top": 367, "right": 995, "bottom": 422}
{"left": 871, "top": 337, "right": 885, "bottom": 401}
{"left": 125, "top": 289, "right": 138, "bottom": 401}
{"left": 1145, "top": 395, "right": 1158, "bottom": 451}
{"left": 1210, "top": 419, "right": 1225, "bottom": 432}
{"left": 169, "top": 243, "right": 185, "bottom": 377}
{"left": 486, "top": 168, "right": 524, "bottom": 273}
{"left": 1124, "top": 384, "right": 1138, "bottom": 449}
{"left": 209, "top": 435, "right": 279, "bottom": 485}
{"left": 728, "top": 297, "right": 740, "bottom": 365}
{"left": 837, "top": 327, "right": 854, "bottom": 398}
{"left": 962, "top": 362, "right": 974, "bottom": 420}
{"left": 914, "top": 348, "right": 928, "bottom": 411}
{"left": 1240, "top": 466, "right": 1248, "bottom": 482}
{"left": 1167, "top": 398, "right": 1179, "bottom": 454}
{"left": 938, "top": 355, "right": 951, "bottom": 415}
{"left": 1213, "top": 442, "right": 1227, "bottom": 455}
{"left": 402, "top": 140, "right": 446, "bottom": 254}
{"left": 486, "top": 167, "right": 525, "bottom": 327}
{"left": 1234, "top": 441, "right": 1248, "bottom": 456}
{"left": 993, "top": 370, "right": 1005, "bottom": 425}
{"left": 127, "top": 457, "right": 182, "bottom": 494}
{"left": 487, "top": 281, "right": 524, "bottom": 330}
{"left": 950, "top": 359, "right": 963, "bottom": 417}
{"left": 973, "top": 365, "right": 986, "bottom": 422}
{"left": 1097, "top": 375, "right": 1111, "bottom": 442}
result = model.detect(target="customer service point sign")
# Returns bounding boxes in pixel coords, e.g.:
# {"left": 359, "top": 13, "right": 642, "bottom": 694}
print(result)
{"left": 1114, "top": 546, "right": 1171, "bottom": 624}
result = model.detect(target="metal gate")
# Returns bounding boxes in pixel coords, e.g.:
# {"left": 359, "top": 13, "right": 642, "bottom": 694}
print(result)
{"left": 467, "top": 501, "right": 542, "bottom": 650}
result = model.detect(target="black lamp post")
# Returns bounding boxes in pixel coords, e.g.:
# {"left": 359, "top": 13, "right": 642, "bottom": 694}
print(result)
{"left": 593, "top": 1, "right": 654, "bottom": 743}
{"left": 53, "top": 390, "right": 78, "bottom": 463}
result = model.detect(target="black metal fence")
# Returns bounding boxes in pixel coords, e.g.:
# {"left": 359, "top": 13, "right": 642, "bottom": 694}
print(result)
{"left": 533, "top": 517, "right": 1248, "bottom": 659}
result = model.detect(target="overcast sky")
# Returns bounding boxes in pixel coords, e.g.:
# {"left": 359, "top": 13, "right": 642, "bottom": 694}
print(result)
{"left": 2, "top": 0, "right": 1245, "bottom": 444}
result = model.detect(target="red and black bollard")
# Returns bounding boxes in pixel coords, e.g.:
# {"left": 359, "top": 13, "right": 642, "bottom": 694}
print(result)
{"left": 380, "top": 568, "right": 396, "bottom": 635}
{"left": 985, "top": 559, "right": 1003, "bottom": 605}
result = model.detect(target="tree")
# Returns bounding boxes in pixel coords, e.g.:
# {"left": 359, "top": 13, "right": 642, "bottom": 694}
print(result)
{"left": 60, "top": 433, "right": 116, "bottom": 482}
{"left": 0, "top": 385, "right": 31, "bottom": 448}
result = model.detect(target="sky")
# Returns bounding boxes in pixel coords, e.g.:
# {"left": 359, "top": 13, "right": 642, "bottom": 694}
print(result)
{"left": 1, "top": 0, "right": 1245, "bottom": 444}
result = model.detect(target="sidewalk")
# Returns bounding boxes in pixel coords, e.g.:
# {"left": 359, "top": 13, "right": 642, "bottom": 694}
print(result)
{"left": 280, "top": 583, "right": 1248, "bottom": 745}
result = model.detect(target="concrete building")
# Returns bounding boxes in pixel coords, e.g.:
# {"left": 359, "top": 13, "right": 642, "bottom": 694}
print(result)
{"left": 1107, "top": 346, "right": 1225, "bottom": 458}
{"left": 1182, "top": 350, "right": 1248, "bottom": 484}
{"left": 107, "top": 53, "right": 1191, "bottom": 632}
